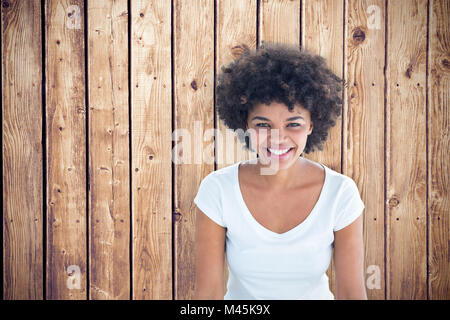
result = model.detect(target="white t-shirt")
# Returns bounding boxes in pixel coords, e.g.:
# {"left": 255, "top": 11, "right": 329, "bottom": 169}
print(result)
{"left": 193, "top": 158, "right": 365, "bottom": 300}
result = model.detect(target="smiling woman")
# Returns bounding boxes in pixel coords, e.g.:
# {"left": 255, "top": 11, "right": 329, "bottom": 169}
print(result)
{"left": 245, "top": 101, "right": 314, "bottom": 173}
{"left": 216, "top": 41, "right": 343, "bottom": 156}
{"left": 193, "top": 42, "right": 367, "bottom": 300}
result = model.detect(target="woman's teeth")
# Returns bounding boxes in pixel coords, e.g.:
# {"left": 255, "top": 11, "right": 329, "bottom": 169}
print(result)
{"left": 267, "top": 147, "right": 292, "bottom": 155}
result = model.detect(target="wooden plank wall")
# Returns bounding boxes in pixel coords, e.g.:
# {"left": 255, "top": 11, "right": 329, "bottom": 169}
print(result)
{"left": 2, "top": 0, "right": 43, "bottom": 299}
{"left": 88, "top": 0, "right": 130, "bottom": 300}
{"left": 131, "top": 0, "right": 172, "bottom": 300}
{"left": 2, "top": 0, "right": 448, "bottom": 300}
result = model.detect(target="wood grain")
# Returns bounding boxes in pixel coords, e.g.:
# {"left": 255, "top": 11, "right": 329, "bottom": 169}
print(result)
{"left": 87, "top": 0, "right": 130, "bottom": 300}
{"left": 428, "top": 0, "right": 449, "bottom": 300}
{"left": 173, "top": 0, "right": 214, "bottom": 300}
{"left": 131, "top": 0, "right": 172, "bottom": 299}
{"left": 260, "top": 0, "right": 300, "bottom": 45}
{"left": 2, "top": 0, "right": 43, "bottom": 300}
{"left": 1, "top": 0, "right": 449, "bottom": 300}
{"left": 45, "top": 0, "right": 87, "bottom": 299}
{"left": 302, "top": 0, "right": 344, "bottom": 298}
{"left": 386, "top": 0, "right": 428, "bottom": 299}
{"left": 345, "top": 0, "right": 386, "bottom": 300}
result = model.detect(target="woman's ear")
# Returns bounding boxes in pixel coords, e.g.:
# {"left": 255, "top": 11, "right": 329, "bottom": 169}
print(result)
{"left": 307, "top": 123, "right": 313, "bottom": 135}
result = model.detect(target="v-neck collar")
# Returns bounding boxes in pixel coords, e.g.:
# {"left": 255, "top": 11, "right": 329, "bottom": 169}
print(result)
{"left": 234, "top": 159, "right": 329, "bottom": 239}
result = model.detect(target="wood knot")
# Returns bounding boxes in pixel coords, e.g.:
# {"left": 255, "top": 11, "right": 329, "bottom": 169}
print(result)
{"left": 191, "top": 80, "right": 198, "bottom": 91}
{"left": 2, "top": 1, "right": 10, "bottom": 8}
{"left": 76, "top": 106, "right": 85, "bottom": 114}
{"left": 231, "top": 44, "right": 249, "bottom": 58}
{"left": 352, "top": 27, "right": 365, "bottom": 43}
{"left": 388, "top": 197, "right": 400, "bottom": 208}
{"left": 173, "top": 211, "right": 182, "bottom": 222}
{"left": 442, "top": 58, "right": 450, "bottom": 69}
{"left": 405, "top": 64, "right": 413, "bottom": 78}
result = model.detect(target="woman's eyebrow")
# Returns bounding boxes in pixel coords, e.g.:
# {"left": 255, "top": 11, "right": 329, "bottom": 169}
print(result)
{"left": 251, "top": 116, "right": 304, "bottom": 121}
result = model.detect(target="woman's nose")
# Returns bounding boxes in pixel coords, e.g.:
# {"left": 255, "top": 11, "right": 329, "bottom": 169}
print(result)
{"left": 269, "top": 127, "right": 288, "bottom": 142}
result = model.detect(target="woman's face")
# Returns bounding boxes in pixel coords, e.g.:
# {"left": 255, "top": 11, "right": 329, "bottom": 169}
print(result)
{"left": 246, "top": 101, "right": 313, "bottom": 169}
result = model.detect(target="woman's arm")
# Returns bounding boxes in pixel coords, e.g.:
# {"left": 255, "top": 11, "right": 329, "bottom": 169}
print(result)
{"left": 333, "top": 214, "right": 368, "bottom": 299}
{"left": 193, "top": 207, "right": 226, "bottom": 300}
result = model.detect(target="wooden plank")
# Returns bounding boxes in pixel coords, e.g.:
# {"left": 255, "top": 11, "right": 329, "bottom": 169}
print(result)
{"left": 216, "top": 0, "right": 258, "bottom": 168}
{"left": 260, "top": 0, "right": 300, "bottom": 45}
{"left": 173, "top": 0, "right": 214, "bottom": 299}
{"left": 216, "top": 0, "right": 257, "bottom": 296}
{"left": 87, "top": 0, "right": 130, "bottom": 300}
{"left": 428, "top": 0, "right": 449, "bottom": 300}
{"left": 302, "top": 0, "right": 344, "bottom": 297}
{"left": 345, "top": 0, "right": 386, "bottom": 300}
{"left": 386, "top": 0, "right": 428, "bottom": 299}
{"left": 45, "top": 0, "right": 87, "bottom": 299}
{"left": 131, "top": 0, "right": 172, "bottom": 299}
{"left": 2, "top": 0, "right": 43, "bottom": 300}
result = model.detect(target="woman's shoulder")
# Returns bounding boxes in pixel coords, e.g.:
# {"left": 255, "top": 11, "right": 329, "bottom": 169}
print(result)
{"left": 319, "top": 164, "right": 363, "bottom": 203}
{"left": 303, "top": 158, "right": 359, "bottom": 193}
{"left": 199, "top": 161, "right": 240, "bottom": 187}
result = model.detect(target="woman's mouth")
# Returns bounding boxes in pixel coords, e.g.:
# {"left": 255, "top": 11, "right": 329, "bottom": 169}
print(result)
{"left": 265, "top": 147, "right": 295, "bottom": 160}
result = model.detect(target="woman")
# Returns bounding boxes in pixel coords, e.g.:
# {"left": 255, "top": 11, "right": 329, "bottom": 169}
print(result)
{"left": 193, "top": 42, "right": 367, "bottom": 300}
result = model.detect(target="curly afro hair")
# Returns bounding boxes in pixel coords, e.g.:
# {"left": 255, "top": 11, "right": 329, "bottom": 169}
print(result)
{"left": 216, "top": 41, "right": 344, "bottom": 155}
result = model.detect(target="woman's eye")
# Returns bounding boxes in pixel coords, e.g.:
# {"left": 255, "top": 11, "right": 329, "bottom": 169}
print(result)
{"left": 255, "top": 123, "right": 301, "bottom": 128}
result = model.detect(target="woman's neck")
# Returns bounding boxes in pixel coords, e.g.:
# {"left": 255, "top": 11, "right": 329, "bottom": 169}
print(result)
{"left": 252, "top": 157, "right": 309, "bottom": 191}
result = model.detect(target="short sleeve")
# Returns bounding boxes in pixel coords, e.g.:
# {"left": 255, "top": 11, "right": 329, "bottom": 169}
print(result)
{"left": 333, "top": 179, "right": 365, "bottom": 232}
{"left": 193, "top": 173, "right": 226, "bottom": 227}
